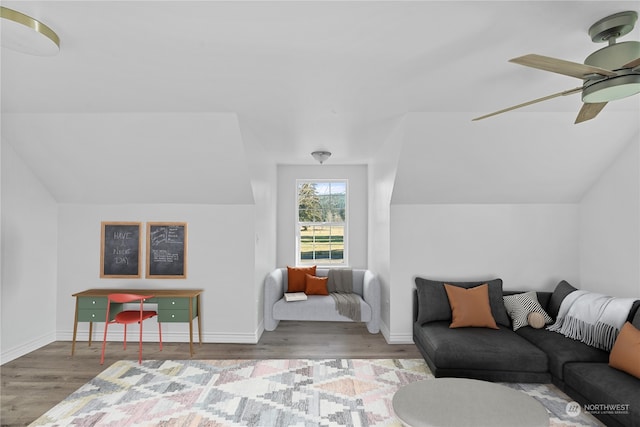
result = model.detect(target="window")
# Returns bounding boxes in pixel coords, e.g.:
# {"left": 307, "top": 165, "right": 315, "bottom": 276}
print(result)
{"left": 296, "top": 180, "right": 348, "bottom": 266}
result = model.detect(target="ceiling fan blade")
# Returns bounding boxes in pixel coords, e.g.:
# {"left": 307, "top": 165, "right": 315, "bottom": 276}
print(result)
{"left": 623, "top": 57, "right": 640, "bottom": 69}
{"left": 510, "top": 54, "right": 617, "bottom": 79}
{"left": 575, "top": 102, "right": 608, "bottom": 124}
{"left": 473, "top": 87, "right": 582, "bottom": 121}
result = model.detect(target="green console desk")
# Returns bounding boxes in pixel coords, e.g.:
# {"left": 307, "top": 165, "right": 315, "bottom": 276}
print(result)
{"left": 71, "top": 288, "right": 203, "bottom": 357}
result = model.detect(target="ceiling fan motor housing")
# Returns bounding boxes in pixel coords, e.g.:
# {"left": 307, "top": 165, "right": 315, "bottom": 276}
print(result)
{"left": 584, "top": 41, "right": 640, "bottom": 70}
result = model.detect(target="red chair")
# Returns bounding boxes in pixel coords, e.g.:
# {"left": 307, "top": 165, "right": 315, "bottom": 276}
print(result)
{"left": 100, "top": 293, "right": 162, "bottom": 364}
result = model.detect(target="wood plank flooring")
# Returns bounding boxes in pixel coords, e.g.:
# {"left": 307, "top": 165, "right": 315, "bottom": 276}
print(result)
{"left": 1, "top": 321, "right": 420, "bottom": 426}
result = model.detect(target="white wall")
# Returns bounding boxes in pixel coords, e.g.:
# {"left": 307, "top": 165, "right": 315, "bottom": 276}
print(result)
{"left": 388, "top": 204, "right": 580, "bottom": 343}
{"left": 579, "top": 137, "right": 640, "bottom": 297}
{"left": 1, "top": 140, "right": 58, "bottom": 363}
{"left": 239, "top": 120, "right": 278, "bottom": 335}
{"left": 56, "top": 203, "right": 259, "bottom": 344}
{"left": 368, "top": 118, "right": 404, "bottom": 341}
{"left": 277, "top": 165, "right": 368, "bottom": 269}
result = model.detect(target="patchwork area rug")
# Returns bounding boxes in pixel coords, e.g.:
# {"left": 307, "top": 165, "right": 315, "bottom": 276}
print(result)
{"left": 31, "top": 359, "right": 603, "bottom": 427}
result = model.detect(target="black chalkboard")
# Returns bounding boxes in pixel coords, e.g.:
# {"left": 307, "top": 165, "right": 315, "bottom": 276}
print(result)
{"left": 100, "top": 222, "right": 141, "bottom": 278}
{"left": 146, "top": 222, "right": 187, "bottom": 278}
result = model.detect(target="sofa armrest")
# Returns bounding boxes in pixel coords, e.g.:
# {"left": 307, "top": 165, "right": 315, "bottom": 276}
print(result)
{"left": 363, "top": 270, "right": 381, "bottom": 333}
{"left": 264, "top": 268, "right": 285, "bottom": 331}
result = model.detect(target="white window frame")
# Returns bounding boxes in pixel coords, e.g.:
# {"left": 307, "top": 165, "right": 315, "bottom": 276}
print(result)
{"left": 295, "top": 179, "right": 349, "bottom": 267}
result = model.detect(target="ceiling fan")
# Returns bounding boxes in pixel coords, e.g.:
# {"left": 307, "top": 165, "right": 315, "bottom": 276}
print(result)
{"left": 474, "top": 11, "right": 640, "bottom": 124}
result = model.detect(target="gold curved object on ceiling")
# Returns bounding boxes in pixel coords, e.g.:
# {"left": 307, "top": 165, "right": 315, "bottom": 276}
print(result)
{"left": 1, "top": 6, "right": 60, "bottom": 54}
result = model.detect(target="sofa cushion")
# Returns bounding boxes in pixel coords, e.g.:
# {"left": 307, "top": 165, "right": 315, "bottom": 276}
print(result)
{"left": 444, "top": 284, "right": 498, "bottom": 329}
{"left": 564, "top": 362, "right": 640, "bottom": 426}
{"left": 273, "top": 294, "right": 371, "bottom": 322}
{"left": 516, "top": 326, "right": 608, "bottom": 380}
{"left": 503, "top": 291, "right": 553, "bottom": 331}
{"left": 305, "top": 274, "right": 329, "bottom": 295}
{"left": 609, "top": 322, "right": 640, "bottom": 379}
{"left": 287, "top": 266, "right": 316, "bottom": 292}
{"left": 414, "top": 321, "right": 548, "bottom": 374}
{"left": 415, "top": 277, "right": 510, "bottom": 327}
{"left": 547, "top": 280, "right": 577, "bottom": 320}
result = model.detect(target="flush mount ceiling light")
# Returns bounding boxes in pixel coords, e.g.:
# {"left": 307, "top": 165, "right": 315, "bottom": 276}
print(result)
{"left": 1, "top": 6, "right": 60, "bottom": 56}
{"left": 311, "top": 151, "right": 331, "bottom": 164}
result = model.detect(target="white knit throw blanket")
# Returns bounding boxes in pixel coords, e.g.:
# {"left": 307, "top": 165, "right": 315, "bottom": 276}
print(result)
{"left": 547, "top": 290, "right": 635, "bottom": 351}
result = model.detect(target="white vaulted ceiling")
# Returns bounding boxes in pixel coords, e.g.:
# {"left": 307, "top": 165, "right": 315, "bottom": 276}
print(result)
{"left": 2, "top": 1, "right": 639, "bottom": 204}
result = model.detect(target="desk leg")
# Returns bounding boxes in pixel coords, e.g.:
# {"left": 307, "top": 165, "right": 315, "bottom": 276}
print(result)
{"left": 88, "top": 322, "right": 93, "bottom": 347}
{"left": 71, "top": 298, "right": 79, "bottom": 356}
{"left": 188, "top": 297, "right": 194, "bottom": 357}
{"left": 197, "top": 295, "right": 203, "bottom": 345}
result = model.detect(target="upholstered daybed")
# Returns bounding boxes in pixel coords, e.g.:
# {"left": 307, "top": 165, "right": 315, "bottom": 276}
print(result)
{"left": 264, "top": 267, "right": 380, "bottom": 334}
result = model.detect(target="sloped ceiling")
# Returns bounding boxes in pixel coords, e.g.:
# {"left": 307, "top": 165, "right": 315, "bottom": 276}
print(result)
{"left": 1, "top": 1, "right": 639, "bottom": 204}
{"left": 2, "top": 113, "right": 255, "bottom": 204}
{"left": 392, "top": 112, "right": 639, "bottom": 204}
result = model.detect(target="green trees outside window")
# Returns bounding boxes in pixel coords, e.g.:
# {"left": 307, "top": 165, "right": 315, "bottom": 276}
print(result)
{"left": 297, "top": 181, "right": 347, "bottom": 265}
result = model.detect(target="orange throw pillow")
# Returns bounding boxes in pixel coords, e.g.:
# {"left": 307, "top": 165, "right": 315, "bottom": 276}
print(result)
{"left": 444, "top": 283, "right": 499, "bottom": 329}
{"left": 287, "top": 266, "right": 316, "bottom": 292}
{"left": 609, "top": 322, "right": 640, "bottom": 379}
{"left": 305, "top": 274, "right": 329, "bottom": 295}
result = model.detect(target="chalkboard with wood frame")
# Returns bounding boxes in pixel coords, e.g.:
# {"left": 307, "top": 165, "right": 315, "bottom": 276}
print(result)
{"left": 146, "top": 222, "right": 187, "bottom": 279}
{"left": 100, "top": 221, "right": 142, "bottom": 278}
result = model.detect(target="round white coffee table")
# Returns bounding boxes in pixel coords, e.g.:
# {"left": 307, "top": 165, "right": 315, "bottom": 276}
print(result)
{"left": 392, "top": 378, "right": 549, "bottom": 427}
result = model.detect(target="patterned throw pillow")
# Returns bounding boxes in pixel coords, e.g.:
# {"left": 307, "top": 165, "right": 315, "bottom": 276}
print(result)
{"left": 503, "top": 291, "right": 553, "bottom": 331}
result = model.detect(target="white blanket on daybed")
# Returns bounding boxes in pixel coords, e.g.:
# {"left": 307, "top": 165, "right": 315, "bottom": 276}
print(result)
{"left": 547, "top": 290, "right": 635, "bottom": 351}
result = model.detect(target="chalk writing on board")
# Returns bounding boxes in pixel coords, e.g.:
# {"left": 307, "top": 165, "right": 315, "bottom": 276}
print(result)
{"left": 146, "top": 223, "right": 187, "bottom": 278}
{"left": 101, "top": 222, "right": 141, "bottom": 278}
{"left": 112, "top": 230, "right": 133, "bottom": 264}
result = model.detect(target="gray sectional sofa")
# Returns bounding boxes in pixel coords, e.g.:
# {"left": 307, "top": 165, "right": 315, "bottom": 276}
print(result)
{"left": 264, "top": 268, "right": 381, "bottom": 333}
{"left": 413, "top": 278, "right": 640, "bottom": 427}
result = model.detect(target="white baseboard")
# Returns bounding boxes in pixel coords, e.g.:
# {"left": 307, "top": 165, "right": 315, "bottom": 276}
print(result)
{"left": 1, "top": 332, "right": 56, "bottom": 365}
{"left": 57, "top": 329, "right": 261, "bottom": 344}
{"left": 5, "top": 323, "right": 408, "bottom": 364}
{"left": 386, "top": 332, "right": 414, "bottom": 344}
{"left": 378, "top": 321, "right": 414, "bottom": 344}
{"left": 256, "top": 319, "right": 265, "bottom": 341}
{"left": 380, "top": 320, "right": 391, "bottom": 343}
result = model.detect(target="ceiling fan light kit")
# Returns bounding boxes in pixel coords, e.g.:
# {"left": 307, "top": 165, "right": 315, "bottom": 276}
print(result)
{"left": 583, "top": 38, "right": 640, "bottom": 103}
{"left": 582, "top": 73, "right": 640, "bottom": 103}
{"left": 474, "top": 10, "right": 640, "bottom": 124}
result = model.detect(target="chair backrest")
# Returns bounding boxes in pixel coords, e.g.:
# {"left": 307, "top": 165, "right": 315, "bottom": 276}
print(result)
{"left": 108, "top": 293, "right": 154, "bottom": 304}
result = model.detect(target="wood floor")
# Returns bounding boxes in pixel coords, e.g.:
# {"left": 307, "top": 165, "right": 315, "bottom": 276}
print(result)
{"left": 1, "top": 321, "right": 421, "bottom": 426}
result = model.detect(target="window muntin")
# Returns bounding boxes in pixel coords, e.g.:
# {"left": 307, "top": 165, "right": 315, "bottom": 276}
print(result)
{"left": 296, "top": 180, "right": 347, "bottom": 266}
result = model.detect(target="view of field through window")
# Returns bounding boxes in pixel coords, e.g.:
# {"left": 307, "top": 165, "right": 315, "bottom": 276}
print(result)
{"left": 297, "top": 181, "right": 346, "bottom": 265}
